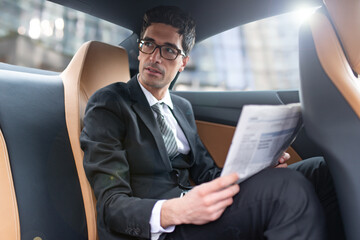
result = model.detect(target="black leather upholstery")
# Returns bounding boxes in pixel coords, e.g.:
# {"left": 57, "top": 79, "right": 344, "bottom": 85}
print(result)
{"left": 0, "top": 69, "right": 87, "bottom": 239}
{"left": 299, "top": 7, "right": 360, "bottom": 240}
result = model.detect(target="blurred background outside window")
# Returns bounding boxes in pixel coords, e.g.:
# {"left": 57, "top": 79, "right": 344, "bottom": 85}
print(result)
{"left": 0, "top": 0, "right": 317, "bottom": 91}
{"left": 0, "top": 0, "right": 131, "bottom": 71}
{"left": 176, "top": 7, "right": 316, "bottom": 91}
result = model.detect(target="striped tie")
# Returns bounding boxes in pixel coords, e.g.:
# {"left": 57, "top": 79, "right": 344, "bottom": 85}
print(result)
{"left": 151, "top": 103, "right": 178, "bottom": 158}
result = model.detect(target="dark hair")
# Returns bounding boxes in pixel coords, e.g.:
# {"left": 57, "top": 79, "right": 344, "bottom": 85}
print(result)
{"left": 140, "top": 5, "right": 196, "bottom": 56}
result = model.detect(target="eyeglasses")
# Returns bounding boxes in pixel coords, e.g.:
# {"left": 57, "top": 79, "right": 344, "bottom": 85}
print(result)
{"left": 138, "top": 39, "right": 186, "bottom": 60}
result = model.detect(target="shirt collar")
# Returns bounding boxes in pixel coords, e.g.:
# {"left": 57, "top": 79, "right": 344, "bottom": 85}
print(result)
{"left": 137, "top": 75, "right": 174, "bottom": 110}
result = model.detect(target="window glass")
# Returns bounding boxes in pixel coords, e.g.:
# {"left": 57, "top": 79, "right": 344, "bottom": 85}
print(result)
{"left": 175, "top": 7, "right": 317, "bottom": 91}
{"left": 0, "top": 0, "right": 132, "bottom": 72}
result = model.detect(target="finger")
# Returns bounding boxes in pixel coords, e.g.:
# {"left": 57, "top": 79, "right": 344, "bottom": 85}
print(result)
{"left": 278, "top": 152, "right": 285, "bottom": 163}
{"left": 206, "top": 203, "right": 231, "bottom": 222}
{"left": 199, "top": 173, "right": 239, "bottom": 194}
{"left": 278, "top": 152, "right": 291, "bottom": 163}
{"left": 283, "top": 152, "right": 290, "bottom": 161}
{"left": 276, "top": 163, "right": 288, "bottom": 168}
{"left": 202, "top": 183, "right": 240, "bottom": 206}
{"left": 210, "top": 196, "right": 234, "bottom": 212}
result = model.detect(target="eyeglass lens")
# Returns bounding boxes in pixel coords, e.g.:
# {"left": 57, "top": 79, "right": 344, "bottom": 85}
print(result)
{"left": 140, "top": 41, "right": 179, "bottom": 60}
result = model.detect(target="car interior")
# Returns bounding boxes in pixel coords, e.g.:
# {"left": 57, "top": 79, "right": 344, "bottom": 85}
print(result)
{"left": 0, "top": 0, "right": 358, "bottom": 239}
{"left": 299, "top": 0, "right": 360, "bottom": 238}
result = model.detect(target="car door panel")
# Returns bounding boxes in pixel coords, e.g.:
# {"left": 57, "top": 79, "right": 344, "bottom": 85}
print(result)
{"left": 173, "top": 90, "right": 322, "bottom": 167}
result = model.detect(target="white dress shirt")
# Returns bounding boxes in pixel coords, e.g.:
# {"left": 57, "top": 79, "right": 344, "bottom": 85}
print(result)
{"left": 138, "top": 78, "right": 190, "bottom": 240}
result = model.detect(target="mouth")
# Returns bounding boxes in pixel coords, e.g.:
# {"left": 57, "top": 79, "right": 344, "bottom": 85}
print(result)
{"left": 144, "top": 65, "right": 164, "bottom": 76}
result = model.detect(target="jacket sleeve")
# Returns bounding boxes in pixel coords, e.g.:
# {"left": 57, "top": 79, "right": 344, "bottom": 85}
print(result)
{"left": 80, "top": 86, "right": 157, "bottom": 239}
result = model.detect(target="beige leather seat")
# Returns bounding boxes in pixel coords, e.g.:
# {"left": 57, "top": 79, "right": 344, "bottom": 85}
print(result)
{"left": 61, "top": 41, "right": 130, "bottom": 239}
{"left": 0, "top": 129, "right": 19, "bottom": 239}
{"left": 299, "top": 0, "right": 360, "bottom": 239}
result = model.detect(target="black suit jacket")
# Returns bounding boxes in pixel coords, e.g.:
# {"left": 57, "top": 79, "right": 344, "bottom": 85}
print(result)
{"left": 80, "top": 76, "right": 221, "bottom": 240}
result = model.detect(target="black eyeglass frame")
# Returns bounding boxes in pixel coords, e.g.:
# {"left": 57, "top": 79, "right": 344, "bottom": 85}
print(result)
{"left": 138, "top": 39, "right": 186, "bottom": 60}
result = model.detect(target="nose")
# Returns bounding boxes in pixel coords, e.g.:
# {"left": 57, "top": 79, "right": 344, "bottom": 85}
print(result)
{"left": 150, "top": 46, "right": 162, "bottom": 62}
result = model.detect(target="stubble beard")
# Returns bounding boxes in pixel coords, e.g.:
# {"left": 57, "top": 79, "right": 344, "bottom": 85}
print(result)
{"left": 140, "top": 63, "right": 169, "bottom": 89}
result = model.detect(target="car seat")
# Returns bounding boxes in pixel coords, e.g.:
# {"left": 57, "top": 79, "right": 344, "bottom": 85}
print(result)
{"left": 0, "top": 41, "right": 130, "bottom": 240}
{"left": 0, "top": 67, "right": 88, "bottom": 240}
{"left": 299, "top": 0, "right": 360, "bottom": 239}
{"left": 61, "top": 41, "right": 130, "bottom": 239}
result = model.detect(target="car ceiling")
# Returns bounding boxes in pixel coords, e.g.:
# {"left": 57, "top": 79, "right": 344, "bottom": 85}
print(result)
{"left": 48, "top": 0, "right": 322, "bottom": 43}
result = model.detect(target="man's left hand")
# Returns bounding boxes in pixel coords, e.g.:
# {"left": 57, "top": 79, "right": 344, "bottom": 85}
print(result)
{"left": 276, "top": 152, "right": 290, "bottom": 168}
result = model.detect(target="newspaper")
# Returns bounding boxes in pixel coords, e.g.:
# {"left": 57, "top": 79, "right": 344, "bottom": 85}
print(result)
{"left": 221, "top": 103, "right": 303, "bottom": 183}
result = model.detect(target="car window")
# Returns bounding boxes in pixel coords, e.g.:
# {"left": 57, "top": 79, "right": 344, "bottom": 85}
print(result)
{"left": 0, "top": 0, "right": 132, "bottom": 72}
{"left": 175, "top": 7, "right": 317, "bottom": 91}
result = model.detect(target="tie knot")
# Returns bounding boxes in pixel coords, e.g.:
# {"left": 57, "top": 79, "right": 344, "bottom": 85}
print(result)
{"left": 151, "top": 103, "right": 164, "bottom": 115}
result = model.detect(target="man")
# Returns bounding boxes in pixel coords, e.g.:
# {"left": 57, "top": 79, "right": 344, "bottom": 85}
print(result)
{"left": 80, "top": 5, "right": 343, "bottom": 240}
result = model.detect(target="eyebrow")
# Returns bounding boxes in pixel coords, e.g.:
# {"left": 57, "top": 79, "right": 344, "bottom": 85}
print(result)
{"left": 143, "top": 37, "right": 180, "bottom": 50}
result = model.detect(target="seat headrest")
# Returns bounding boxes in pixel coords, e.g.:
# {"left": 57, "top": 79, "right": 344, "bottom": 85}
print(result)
{"left": 61, "top": 41, "right": 130, "bottom": 127}
{"left": 62, "top": 41, "right": 130, "bottom": 100}
{"left": 324, "top": 0, "right": 360, "bottom": 74}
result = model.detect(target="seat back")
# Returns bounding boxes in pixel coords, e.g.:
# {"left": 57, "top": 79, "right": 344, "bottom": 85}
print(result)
{"left": 61, "top": 41, "right": 130, "bottom": 240}
{"left": 0, "top": 41, "right": 130, "bottom": 240}
{"left": 299, "top": 0, "right": 360, "bottom": 239}
{"left": 0, "top": 70, "right": 88, "bottom": 240}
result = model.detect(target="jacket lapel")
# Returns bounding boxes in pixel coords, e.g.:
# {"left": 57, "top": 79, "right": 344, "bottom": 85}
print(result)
{"left": 128, "top": 77, "right": 172, "bottom": 170}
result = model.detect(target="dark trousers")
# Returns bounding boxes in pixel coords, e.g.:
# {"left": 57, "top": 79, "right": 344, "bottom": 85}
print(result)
{"left": 165, "top": 157, "right": 345, "bottom": 240}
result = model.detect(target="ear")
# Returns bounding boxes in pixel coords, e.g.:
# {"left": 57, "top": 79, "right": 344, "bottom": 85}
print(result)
{"left": 178, "top": 56, "right": 189, "bottom": 72}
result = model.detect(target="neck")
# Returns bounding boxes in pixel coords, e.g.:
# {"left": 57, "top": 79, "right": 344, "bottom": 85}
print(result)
{"left": 137, "top": 75, "right": 169, "bottom": 100}
{"left": 143, "top": 84, "right": 168, "bottom": 100}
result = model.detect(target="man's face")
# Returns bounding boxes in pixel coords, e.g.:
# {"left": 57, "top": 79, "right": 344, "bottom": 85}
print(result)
{"left": 138, "top": 23, "right": 189, "bottom": 94}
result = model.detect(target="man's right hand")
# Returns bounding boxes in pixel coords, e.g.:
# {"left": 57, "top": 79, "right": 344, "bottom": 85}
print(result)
{"left": 160, "top": 173, "right": 240, "bottom": 228}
